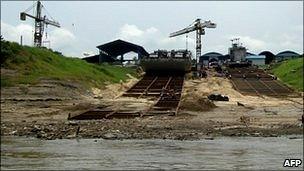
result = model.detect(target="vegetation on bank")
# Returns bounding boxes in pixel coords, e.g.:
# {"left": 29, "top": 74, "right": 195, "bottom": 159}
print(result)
{"left": 271, "top": 57, "right": 303, "bottom": 91}
{"left": 1, "top": 40, "right": 138, "bottom": 88}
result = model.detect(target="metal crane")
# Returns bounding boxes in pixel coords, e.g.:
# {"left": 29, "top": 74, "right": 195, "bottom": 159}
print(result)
{"left": 169, "top": 19, "right": 216, "bottom": 64}
{"left": 20, "top": 0, "right": 60, "bottom": 47}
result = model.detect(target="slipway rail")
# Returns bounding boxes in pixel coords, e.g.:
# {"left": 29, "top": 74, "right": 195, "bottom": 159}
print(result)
{"left": 68, "top": 74, "right": 185, "bottom": 120}
{"left": 227, "top": 68, "right": 295, "bottom": 97}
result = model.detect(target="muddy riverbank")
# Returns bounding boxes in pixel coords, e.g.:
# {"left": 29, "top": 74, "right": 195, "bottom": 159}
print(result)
{"left": 1, "top": 76, "right": 303, "bottom": 140}
{"left": 1, "top": 115, "right": 302, "bottom": 140}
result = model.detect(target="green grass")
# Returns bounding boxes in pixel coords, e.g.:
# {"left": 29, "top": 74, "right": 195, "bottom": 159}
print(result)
{"left": 271, "top": 57, "right": 303, "bottom": 91}
{"left": 1, "top": 40, "right": 138, "bottom": 88}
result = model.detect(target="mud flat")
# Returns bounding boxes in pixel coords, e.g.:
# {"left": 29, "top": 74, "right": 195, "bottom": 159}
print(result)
{"left": 1, "top": 76, "right": 303, "bottom": 140}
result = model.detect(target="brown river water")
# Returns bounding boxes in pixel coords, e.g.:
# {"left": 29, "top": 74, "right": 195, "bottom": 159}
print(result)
{"left": 1, "top": 136, "right": 303, "bottom": 170}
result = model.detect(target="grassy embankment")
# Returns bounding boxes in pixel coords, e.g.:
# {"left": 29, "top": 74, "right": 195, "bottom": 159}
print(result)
{"left": 271, "top": 57, "right": 303, "bottom": 91}
{"left": 1, "top": 40, "right": 138, "bottom": 88}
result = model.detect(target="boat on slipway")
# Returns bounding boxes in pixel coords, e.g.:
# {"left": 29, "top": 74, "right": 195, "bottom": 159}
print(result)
{"left": 140, "top": 50, "right": 192, "bottom": 74}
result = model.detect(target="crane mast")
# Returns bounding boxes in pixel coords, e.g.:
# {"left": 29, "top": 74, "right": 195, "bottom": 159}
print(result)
{"left": 169, "top": 19, "right": 216, "bottom": 65}
{"left": 34, "top": 0, "right": 43, "bottom": 47}
{"left": 20, "top": 0, "right": 60, "bottom": 47}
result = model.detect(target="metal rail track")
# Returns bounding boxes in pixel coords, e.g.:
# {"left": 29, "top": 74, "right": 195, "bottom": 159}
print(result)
{"left": 147, "top": 75, "right": 184, "bottom": 115}
{"left": 228, "top": 68, "right": 295, "bottom": 97}
{"left": 69, "top": 74, "right": 185, "bottom": 120}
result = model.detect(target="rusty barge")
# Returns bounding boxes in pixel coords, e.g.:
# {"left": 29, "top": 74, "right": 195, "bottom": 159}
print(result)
{"left": 140, "top": 50, "right": 192, "bottom": 74}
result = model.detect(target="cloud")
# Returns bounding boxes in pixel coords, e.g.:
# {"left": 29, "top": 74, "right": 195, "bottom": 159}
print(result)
{"left": 117, "top": 24, "right": 144, "bottom": 38}
{"left": 291, "top": 25, "right": 303, "bottom": 33}
{"left": 260, "top": 32, "right": 303, "bottom": 54}
{"left": 1, "top": 21, "right": 33, "bottom": 45}
{"left": 277, "top": 33, "right": 303, "bottom": 52}
{"left": 1, "top": 21, "right": 78, "bottom": 57}
{"left": 146, "top": 27, "right": 158, "bottom": 34}
{"left": 226, "top": 35, "right": 266, "bottom": 52}
{"left": 115, "top": 24, "right": 196, "bottom": 53}
{"left": 47, "top": 27, "right": 77, "bottom": 54}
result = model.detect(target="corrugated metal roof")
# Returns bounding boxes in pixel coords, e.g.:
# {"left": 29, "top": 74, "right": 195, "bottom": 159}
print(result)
{"left": 246, "top": 55, "right": 266, "bottom": 59}
{"left": 201, "top": 52, "right": 223, "bottom": 57}
{"left": 276, "top": 50, "right": 299, "bottom": 57}
{"left": 97, "top": 39, "right": 149, "bottom": 57}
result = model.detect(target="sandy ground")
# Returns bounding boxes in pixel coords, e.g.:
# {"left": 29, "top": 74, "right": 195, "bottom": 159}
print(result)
{"left": 181, "top": 77, "right": 303, "bottom": 128}
{"left": 1, "top": 72, "right": 303, "bottom": 140}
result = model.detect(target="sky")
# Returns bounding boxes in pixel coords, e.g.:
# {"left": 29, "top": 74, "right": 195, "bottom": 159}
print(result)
{"left": 1, "top": 1, "right": 303, "bottom": 58}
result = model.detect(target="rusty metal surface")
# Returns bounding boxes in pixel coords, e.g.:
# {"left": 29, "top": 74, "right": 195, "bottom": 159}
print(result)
{"left": 69, "top": 74, "right": 185, "bottom": 120}
{"left": 69, "top": 109, "right": 141, "bottom": 120}
{"left": 148, "top": 76, "right": 184, "bottom": 115}
{"left": 228, "top": 68, "right": 294, "bottom": 97}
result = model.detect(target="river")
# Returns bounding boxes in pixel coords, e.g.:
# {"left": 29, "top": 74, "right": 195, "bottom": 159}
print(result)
{"left": 1, "top": 136, "right": 303, "bottom": 170}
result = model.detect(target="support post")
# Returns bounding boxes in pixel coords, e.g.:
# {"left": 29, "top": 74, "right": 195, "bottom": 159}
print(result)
{"left": 20, "top": 35, "right": 23, "bottom": 46}
{"left": 121, "top": 55, "right": 123, "bottom": 66}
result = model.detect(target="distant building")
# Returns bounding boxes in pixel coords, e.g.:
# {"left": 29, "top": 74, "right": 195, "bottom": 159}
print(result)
{"left": 83, "top": 39, "right": 149, "bottom": 64}
{"left": 259, "top": 51, "right": 275, "bottom": 64}
{"left": 201, "top": 42, "right": 301, "bottom": 67}
{"left": 275, "top": 50, "right": 300, "bottom": 62}
{"left": 199, "top": 52, "right": 228, "bottom": 66}
{"left": 246, "top": 55, "right": 266, "bottom": 66}
{"left": 229, "top": 39, "right": 247, "bottom": 62}
{"left": 246, "top": 52, "right": 256, "bottom": 56}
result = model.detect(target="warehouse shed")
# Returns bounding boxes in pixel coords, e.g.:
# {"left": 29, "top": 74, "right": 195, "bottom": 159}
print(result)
{"left": 246, "top": 55, "right": 266, "bottom": 66}
{"left": 259, "top": 51, "right": 275, "bottom": 64}
{"left": 83, "top": 39, "right": 149, "bottom": 64}
{"left": 276, "top": 50, "right": 300, "bottom": 62}
{"left": 199, "top": 52, "right": 228, "bottom": 65}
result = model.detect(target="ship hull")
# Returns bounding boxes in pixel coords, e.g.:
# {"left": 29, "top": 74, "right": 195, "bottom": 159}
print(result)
{"left": 140, "top": 58, "right": 192, "bottom": 73}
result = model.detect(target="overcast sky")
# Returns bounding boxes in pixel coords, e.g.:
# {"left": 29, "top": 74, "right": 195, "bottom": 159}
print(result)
{"left": 1, "top": 1, "right": 303, "bottom": 58}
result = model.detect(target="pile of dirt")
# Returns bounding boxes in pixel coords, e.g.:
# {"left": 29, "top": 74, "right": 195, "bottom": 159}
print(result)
{"left": 179, "top": 94, "right": 216, "bottom": 111}
{"left": 91, "top": 75, "right": 139, "bottom": 99}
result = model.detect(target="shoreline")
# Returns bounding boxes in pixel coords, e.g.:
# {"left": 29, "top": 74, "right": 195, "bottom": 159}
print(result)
{"left": 1, "top": 76, "right": 303, "bottom": 141}
{"left": 1, "top": 117, "right": 303, "bottom": 141}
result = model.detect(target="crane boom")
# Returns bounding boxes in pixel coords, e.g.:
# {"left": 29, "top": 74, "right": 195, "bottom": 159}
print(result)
{"left": 44, "top": 18, "right": 60, "bottom": 27}
{"left": 201, "top": 21, "right": 216, "bottom": 28}
{"left": 169, "top": 19, "right": 216, "bottom": 67}
{"left": 20, "top": 12, "right": 37, "bottom": 21}
{"left": 169, "top": 25, "right": 196, "bottom": 37}
{"left": 170, "top": 21, "right": 216, "bottom": 38}
{"left": 20, "top": 0, "right": 60, "bottom": 47}
{"left": 21, "top": 12, "right": 60, "bottom": 28}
